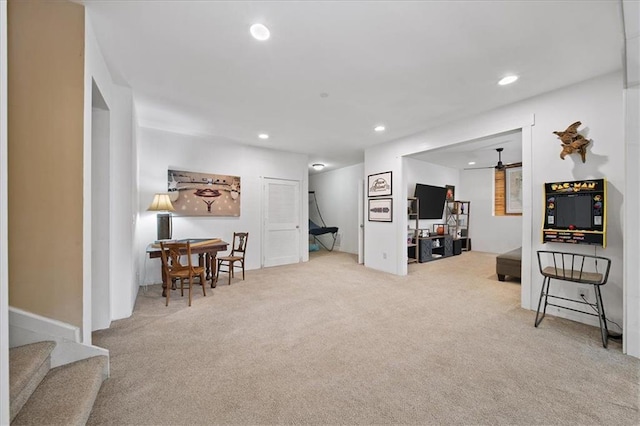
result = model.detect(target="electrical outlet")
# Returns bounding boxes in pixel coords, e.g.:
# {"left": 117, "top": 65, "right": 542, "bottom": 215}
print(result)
{"left": 578, "top": 285, "right": 592, "bottom": 300}
{"left": 382, "top": 252, "right": 387, "bottom": 260}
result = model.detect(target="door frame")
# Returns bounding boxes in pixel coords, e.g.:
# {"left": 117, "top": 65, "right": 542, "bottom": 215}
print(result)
{"left": 358, "top": 179, "right": 364, "bottom": 264}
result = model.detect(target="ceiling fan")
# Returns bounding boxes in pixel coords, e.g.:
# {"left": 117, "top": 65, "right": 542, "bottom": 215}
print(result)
{"left": 464, "top": 148, "right": 514, "bottom": 170}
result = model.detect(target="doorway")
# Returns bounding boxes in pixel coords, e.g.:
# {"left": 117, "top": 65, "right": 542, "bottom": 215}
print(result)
{"left": 403, "top": 126, "right": 533, "bottom": 309}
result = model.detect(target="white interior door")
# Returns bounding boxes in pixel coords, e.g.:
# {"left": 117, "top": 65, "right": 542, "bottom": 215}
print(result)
{"left": 263, "top": 178, "right": 301, "bottom": 267}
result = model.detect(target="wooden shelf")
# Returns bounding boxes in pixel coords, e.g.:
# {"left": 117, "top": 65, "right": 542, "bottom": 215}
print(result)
{"left": 446, "top": 200, "right": 471, "bottom": 251}
{"left": 407, "top": 197, "right": 419, "bottom": 264}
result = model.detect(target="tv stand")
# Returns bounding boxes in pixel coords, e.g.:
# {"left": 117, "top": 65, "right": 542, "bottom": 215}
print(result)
{"left": 418, "top": 234, "right": 453, "bottom": 262}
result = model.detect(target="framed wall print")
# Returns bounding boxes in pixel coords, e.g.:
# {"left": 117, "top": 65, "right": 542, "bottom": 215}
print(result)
{"left": 506, "top": 166, "right": 523, "bottom": 214}
{"left": 167, "top": 169, "right": 241, "bottom": 216}
{"left": 368, "top": 198, "right": 393, "bottom": 222}
{"left": 368, "top": 171, "right": 392, "bottom": 197}
{"left": 445, "top": 185, "right": 455, "bottom": 201}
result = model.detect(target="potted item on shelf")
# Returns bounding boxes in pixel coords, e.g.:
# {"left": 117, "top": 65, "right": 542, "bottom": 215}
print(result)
{"left": 433, "top": 224, "right": 448, "bottom": 235}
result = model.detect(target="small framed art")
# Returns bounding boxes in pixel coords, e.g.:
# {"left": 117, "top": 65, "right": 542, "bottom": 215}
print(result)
{"left": 368, "top": 198, "right": 393, "bottom": 222}
{"left": 506, "top": 166, "right": 523, "bottom": 214}
{"left": 445, "top": 185, "right": 455, "bottom": 201}
{"left": 368, "top": 171, "right": 392, "bottom": 197}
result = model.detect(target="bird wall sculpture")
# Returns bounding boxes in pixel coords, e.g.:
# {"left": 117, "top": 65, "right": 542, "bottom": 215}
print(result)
{"left": 553, "top": 121, "right": 590, "bottom": 163}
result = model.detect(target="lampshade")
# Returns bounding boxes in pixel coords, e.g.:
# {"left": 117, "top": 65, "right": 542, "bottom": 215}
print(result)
{"left": 147, "top": 193, "right": 175, "bottom": 212}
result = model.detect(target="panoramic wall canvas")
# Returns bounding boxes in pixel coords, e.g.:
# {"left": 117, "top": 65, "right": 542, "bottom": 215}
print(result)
{"left": 167, "top": 169, "right": 241, "bottom": 216}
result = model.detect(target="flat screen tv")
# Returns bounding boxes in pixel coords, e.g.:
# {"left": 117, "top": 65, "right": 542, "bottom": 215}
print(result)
{"left": 414, "top": 184, "right": 448, "bottom": 219}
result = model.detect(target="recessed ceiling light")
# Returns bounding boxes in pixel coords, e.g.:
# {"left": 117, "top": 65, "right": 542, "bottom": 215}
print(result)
{"left": 312, "top": 163, "right": 325, "bottom": 171}
{"left": 258, "top": 133, "right": 269, "bottom": 139}
{"left": 498, "top": 75, "right": 518, "bottom": 86}
{"left": 468, "top": 161, "right": 476, "bottom": 165}
{"left": 250, "top": 23, "right": 270, "bottom": 41}
{"left": 374, "top": 125, "right": 386, "bottom": 132}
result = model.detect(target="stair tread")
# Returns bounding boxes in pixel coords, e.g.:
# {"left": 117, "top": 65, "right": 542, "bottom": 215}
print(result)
{"left": 9, "top": 341, "right": 56, "bottom": 396}
{"left": 9, "top": 341, "right": 56, "bottom": 421}
{"left": 12, "top": 356, "right": 107, "bottom": 426}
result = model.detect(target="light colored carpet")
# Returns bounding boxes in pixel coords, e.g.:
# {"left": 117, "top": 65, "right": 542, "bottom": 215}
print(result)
{"left": 9, "top": 341, "right": 55, "bottom": 421}
{"left": 14, "top": 355, "right": 107, "bottom": 425}
{"left": 88, "top": 251, "right": 639, "bottom": 425}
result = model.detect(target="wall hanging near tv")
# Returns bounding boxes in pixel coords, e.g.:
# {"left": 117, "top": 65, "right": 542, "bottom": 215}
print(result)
{"left": 368, "top": 171, "right": 392, "bottom": 197}
{"left": 368, "top": 198, "right": 393, "bottom": 222}
{"left": 414, "top": 183, "right": 448, "bottom": 220}
{"left": 167, "top": 169, "right": 241, "bottom": 216}
{"left": 542, "top": 178, "right": 606, "bottom": 247}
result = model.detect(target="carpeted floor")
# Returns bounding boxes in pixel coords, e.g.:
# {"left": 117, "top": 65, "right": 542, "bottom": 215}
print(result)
{"left": 88, "top": 251, "right": 639, "bottom": 425}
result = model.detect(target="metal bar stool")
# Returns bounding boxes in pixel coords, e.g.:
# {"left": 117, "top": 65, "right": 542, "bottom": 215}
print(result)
{"left": 535, "top": 250, "right": 612, "bottom": 347}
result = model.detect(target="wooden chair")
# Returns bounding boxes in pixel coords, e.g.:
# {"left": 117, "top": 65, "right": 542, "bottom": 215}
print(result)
{"left": 216, "top": 232, "right": 248, "bottom": 286}
{"left": 159, "top": 241, "right": 206, "bottom": 306}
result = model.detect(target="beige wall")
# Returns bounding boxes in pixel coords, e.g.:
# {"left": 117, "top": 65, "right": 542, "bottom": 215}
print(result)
{"left": 8, "top": 0, "right": 84, "bottom": 326}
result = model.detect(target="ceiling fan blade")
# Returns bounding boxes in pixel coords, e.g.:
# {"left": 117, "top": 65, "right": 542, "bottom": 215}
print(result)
{"left": 464, "top": 165, "right": 495, "bottom": 170}
{"left": 463, "top": 148, "right": 517, "bottom": 171}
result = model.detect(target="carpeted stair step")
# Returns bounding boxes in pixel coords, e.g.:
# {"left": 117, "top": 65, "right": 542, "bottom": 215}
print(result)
{"left": 9, "top": 341, "right": 56, "bottom": 422}
{"left": 12, "top": 355, "right": 108, "bottom": 426}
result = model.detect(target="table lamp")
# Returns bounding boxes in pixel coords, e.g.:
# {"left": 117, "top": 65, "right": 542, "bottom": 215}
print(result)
{"left": 147, "top": 193, "right": 175, "bottom": 241}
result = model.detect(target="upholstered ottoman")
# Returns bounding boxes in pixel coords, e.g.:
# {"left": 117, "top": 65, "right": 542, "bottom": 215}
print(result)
{"left": 496, "top": 247, "right": 522, "bottom": 281}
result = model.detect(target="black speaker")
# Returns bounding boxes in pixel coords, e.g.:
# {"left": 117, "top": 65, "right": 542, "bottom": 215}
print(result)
{"left": 453, "top": 239, "right": 462, "bottom": 255}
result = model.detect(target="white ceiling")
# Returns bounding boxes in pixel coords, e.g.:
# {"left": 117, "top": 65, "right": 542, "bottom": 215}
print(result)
{"left": 409, "top": 129, "right": 523, "bottom": 170}
{"left": 84, "top": 1, "right": 623, "bottom": 173}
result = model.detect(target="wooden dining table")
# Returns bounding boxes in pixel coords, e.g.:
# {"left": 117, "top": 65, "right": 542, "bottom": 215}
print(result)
{"left": 147, "top": 238, "right": 229, "bottom": 296}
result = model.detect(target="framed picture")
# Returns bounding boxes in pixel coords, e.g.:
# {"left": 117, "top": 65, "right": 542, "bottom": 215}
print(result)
{"left": 368, "top": 198, "right": 393, "bottom": 222}
{"left": 445, "top": 185, "right": 455, "bottom": 201}
{"left": 368, "top": 171, "right": 392, "bottom": 197}
{"left": 167, "top": 169, "right": 241, "bottom": 216}
{"left": 506, "top": 166, "right": 523, "bottom": 214}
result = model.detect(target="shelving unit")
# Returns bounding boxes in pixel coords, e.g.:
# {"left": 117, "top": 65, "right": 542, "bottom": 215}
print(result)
{"left": 418, "top": 234, "right": 453, "bottom": 262}
{"left": 407, "top": 197, "right": 419, "bottom": 264}
{"left": 446, "top": 200, "right": 471, "bottom": 251}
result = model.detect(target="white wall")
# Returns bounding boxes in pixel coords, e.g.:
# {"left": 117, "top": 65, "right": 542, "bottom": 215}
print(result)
{"left": 84, "top": 15, "right": 135, "bottom": 341}
{"left": 91, "top": 105, "right": 111, "bottom": 331}
{"left": 309, "top": 163, "right": 363, "bottom": 254}
{"left": 364, "top": 154, "right": 404, "bottom": 273}
{"left": 623, "top": 0, "right": 640, "bottom": 357}
{"left": 459, "top": 168, "right": 522, "bottom": 254}
{"left": 365, "top": 71, "right": 627, "bottom": 335}
{"left": 1, "top": 0, "right": 9, "bottom": 422}
{"left": 137, "top": 127, "right": 309, "bottom": 286}
{"left": 405, "top": 157, "right": 459, "bottom": 231}
{"left": 109, "top": 84, "right": 135, "bottom": 320}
